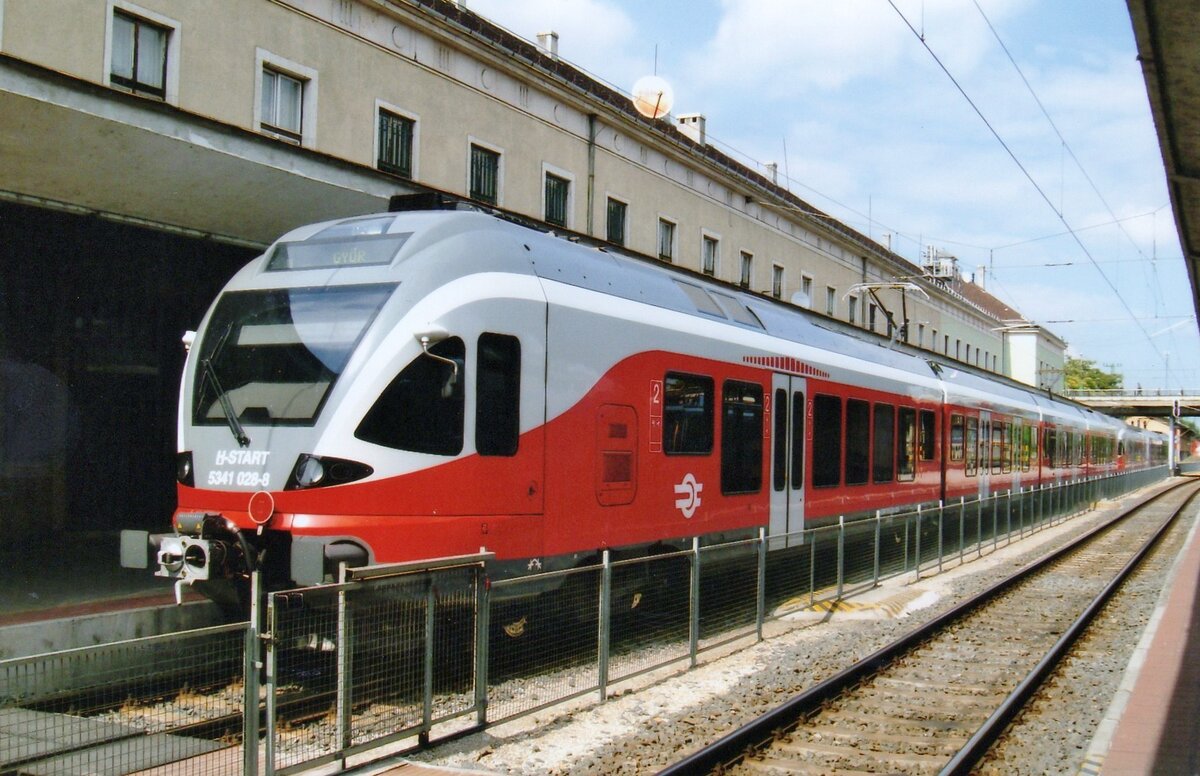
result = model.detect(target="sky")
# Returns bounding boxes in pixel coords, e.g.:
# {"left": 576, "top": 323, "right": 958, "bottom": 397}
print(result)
{"left": 466, "top": 0, "right": 1198, "bottom": 391}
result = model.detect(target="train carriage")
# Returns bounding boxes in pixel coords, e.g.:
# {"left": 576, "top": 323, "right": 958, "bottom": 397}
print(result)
{"left": 120, "top": 207, "right": 1169, "bottom": 608}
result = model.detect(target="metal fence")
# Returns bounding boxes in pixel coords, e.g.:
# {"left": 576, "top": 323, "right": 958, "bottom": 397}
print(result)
{"left": 0, "top": 466, "right": 1167, "bottom": 775}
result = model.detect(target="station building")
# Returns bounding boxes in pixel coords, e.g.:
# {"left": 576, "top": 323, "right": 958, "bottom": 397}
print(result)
{"left": 0, "top": 0, "right": 1064, "bottom": 538}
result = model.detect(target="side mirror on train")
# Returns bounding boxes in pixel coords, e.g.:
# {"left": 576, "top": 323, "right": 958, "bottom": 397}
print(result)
{"left": 415, "top": 328, "right": 459, "bottom": 397}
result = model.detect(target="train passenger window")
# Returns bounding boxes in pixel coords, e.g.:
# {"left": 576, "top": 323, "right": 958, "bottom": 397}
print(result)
{"left": 919, "top": 410, "right": 936, "bottom": 461}
{"left": 897, "top": 407, "right": 916, "bottom": 481}
{"left": 664, "top": 373, "right": 713, "bottom": 455}
{"left": 812, "top": 395, "right": 842, "bottom": 488}
{"left": 950, "top": 414, "right": 964, "bottom": 462}
{"left": 990, "top": 421, "right": 1003, "bottom": 474}
{"left": 722, "top": 381, "right": 764, "bottom": 494}
{"left": 476, "top": 334, "right": 520, "bottom": 456}
{"left": 965, "top": 417, "right": 978, "bottom": 476}
{"left": 773, "top": 389, "right": 787, "bottom": 492}
{"left": 845, "top": 399, "right": 870, "bottom": 486}
{"left": 1021, "top": 426, "right": 1034, "bottom": 471}
{"left": 355, "top": 337, "right": 465, "bottom": 455}
{"left": 1044, "top": 428, "right": 1057, "bottom": 467}
{"left": 791, "top": 392, "right": 804, "bottom": 490}
{"left": 872, "top": 403, "right": 895, "bottom": 483}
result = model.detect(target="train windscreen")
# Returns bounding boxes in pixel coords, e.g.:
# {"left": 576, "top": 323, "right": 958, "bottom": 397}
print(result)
{"left": 192, "top": 283, "right": 396, "bottom": 427}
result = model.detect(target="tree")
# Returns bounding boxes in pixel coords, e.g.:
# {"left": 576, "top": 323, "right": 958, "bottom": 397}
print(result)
{"left": 1064, "top": 357, "right": 1122, "bottom": 390}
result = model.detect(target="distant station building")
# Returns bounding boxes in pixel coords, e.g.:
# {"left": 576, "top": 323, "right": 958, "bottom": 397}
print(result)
{"left": 0, "top": 0, "right": 1062, "bottom": 537}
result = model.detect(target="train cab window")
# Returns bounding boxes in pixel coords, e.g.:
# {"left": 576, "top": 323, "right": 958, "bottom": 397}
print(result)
{"left": 476, "top": 333, "right": 520, "bottom": 456}
{"left": 897, "top": 407, "right": 916, "bottom": 481}
{"left": 664, "top": 373, "right": 714, "bottom": 455}
{"left": 950, "top": 414, "right": 965, "bottom": 462}
{"left": 919, "top": 410, "right": 936, "bottom": 461}
{"left": 872, "top": 403, "right": 895, "bottom": 483}
{"left": 845, "top": 399, "right": 870, "bottom": 486}
{"left": 356, "top": 337, "right": 465, "bottom": 455}
{"left": 813, "top": 394, "right": 842, "bottom": 488}
{"left": 722, "top": 381, "right": 764, "bottom": 494}
{"left": 965, "top": 417, "right": 978, "bottom": 476}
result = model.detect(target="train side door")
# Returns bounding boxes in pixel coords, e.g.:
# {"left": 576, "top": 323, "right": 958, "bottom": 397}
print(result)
{"left": 978, "top": 409, "right": 991, "bottom": 498}
{"left": 769, "top": 374, "right": 806, "bottom": 548}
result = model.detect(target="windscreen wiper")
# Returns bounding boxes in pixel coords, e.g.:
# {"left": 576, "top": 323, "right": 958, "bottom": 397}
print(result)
{"left": 202, "top": 357, "right": 250, "bottom": 447}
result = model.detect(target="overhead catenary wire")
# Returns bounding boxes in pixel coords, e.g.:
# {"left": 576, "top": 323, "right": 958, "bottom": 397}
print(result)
{"left": 885, "top": 0, "right": 1164, "bottom": 364}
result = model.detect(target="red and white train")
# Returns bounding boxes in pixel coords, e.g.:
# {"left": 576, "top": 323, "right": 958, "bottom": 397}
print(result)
{"left": 120, "top": 206, "right": 1168, "bottom": 606}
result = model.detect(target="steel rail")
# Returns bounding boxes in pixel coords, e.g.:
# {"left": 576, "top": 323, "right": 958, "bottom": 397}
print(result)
{"left": 656, "top": 477, "right": 1199, "bottom": 776}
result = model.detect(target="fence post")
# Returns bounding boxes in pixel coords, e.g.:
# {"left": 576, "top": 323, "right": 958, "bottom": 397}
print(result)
{"left": 756, "top": 527, "right": 767, "bottom": 641}
{"left": 336, "top": 563, "right": 353, "bottom": 758}
{"left": 958, "top": 498, "right": 964, "bottom": 566}
{"left": 246, "top": 569, "right": 263, "bottom": 776}
{"left": 837, "top": 516, "right": 845, "bottom": 600}
{"left": 690, "top": 537, "right": 701, "bottom": 668}
{"left": 475, "top": 565, "right": 490, "bottom": 725}
{"left": 937, "top": 501, "right": 944, "bottom": 575}
{"left": 914, "top": 505, "right": 923, "bottom": 582}
{"left": 873, "top": 511, "right": 882, "bottom": 585}
{"left": 421, "top": 576, "right": 435, "bottom": 745}
{"left": 1006, "top": 490, "right": 1012, "bottom": 544}
{"left": 598, "top": 549, "right": 611, "bottom": 702}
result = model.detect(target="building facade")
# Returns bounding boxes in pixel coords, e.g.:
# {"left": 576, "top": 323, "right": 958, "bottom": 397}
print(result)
{"left": 0, "top": 0, "right": 1062, "bottom": 537}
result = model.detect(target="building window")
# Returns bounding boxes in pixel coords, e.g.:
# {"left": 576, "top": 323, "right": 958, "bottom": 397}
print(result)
{"left": 261, "top": 67, "right": 304, "bottom": 143}
{"left": 702, "top": 234, "right": 719, "bottom": 276}
{"left": 111, "top": 10, "right": 168, "bottom": 98}
{"left": 772, "top": 265, "right": 784, "bottom": 299}
{"left": 544, "top": 172, "right": 570, "bottom": 227}
{"left": 869, "top": 303, "right": 877, "bottom": 332}
{"left": 470, "top": 144, "right": 501, "bottom": 205}
{"left": 801, "top": 275, "right": 813, "bottom": 308}
{"left": 917, "top": 323, "right": 926, "bottom": 348}
{"left": 606, "top": 197, "right": 627, "bottom": 246}
{"left": 658, "top": 218, "right": 676, "bottom": 262}
{"left": 377, "top": 109, "right": 415, "bottom": 178}
{"left": 740, "top": 252, "right": 753, "bottom": 289}
{"left": 848, "top": 295, "right": 858, "bottom": 324}
{"left": 826, "top": 286, "right": 836, "bottom": 317}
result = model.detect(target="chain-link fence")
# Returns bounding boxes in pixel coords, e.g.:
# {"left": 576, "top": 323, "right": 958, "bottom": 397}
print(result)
{"left": 0, "top": 622, "right": 249, "bottom": 775}
{"left": 2, "top": 466, "right": 1169, "bottom": 774}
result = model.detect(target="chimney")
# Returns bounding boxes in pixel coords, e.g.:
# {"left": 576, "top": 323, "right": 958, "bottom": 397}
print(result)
{"left": 677, "top": 113, "right": 706, "bottom": 145}
{"left": 976, "top": 265, "right": 986, "bottom": 289}
{"left": 537, "top": 31, "right": 559, "bottom": 60}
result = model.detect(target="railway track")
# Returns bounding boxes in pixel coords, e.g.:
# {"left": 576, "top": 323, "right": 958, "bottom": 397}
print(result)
{"left": 660, "top": 478, "right": 1200, "bottom": 776}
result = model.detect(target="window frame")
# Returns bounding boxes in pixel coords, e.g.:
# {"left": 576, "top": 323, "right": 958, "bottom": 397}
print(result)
{"left": 468, "top": 139, "right": 503, "bottom": 206}
{"left": 255, "top": 49, "right": 318, "bottom": 147}
{"left": 105, "top": 2, "right": 180, "bottom": 104}
{"left": 542, "top": 164, "right": 574, "bottom": 228}
{"left": 375, "top": 102, "right": 418, "bottom": 179}
{"left": 721, "top": 380, "right": 764, "bottom": 495}
{"left": 663, "top": 372, "right": 714, "bottom": 456}
{"left": 701, "top": 231, "right": 720, "bottom": 277}
{"left": 606, "top": 195, "right": 628, "bottom": 246}
{"left": 657, "top": 216, "right": 677, "bottom": 263}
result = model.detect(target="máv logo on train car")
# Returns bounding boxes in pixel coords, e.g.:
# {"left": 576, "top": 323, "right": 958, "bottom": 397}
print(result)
{"left": 674, "top": 473, "right": 703, "bottom": 519}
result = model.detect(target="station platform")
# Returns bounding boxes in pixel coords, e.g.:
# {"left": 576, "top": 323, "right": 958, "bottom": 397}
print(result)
{"left": 1086, "top": 492, "right": 1200, "bottom": 775}
{"left": 0, "top": 532, "right": 221, "bottom": 659}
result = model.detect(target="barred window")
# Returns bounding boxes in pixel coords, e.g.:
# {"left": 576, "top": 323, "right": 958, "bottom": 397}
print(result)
{"left": 378, "top": 110, "right": 414, "bottom": 178}
{"left": 544, "top": 173, "right": 570, "bottom": 227}
{"left": 111, "top": 11, "right": 168, "bottom": 98}
{"left": 470, "top": 144, "right": 500, "bottom": 205}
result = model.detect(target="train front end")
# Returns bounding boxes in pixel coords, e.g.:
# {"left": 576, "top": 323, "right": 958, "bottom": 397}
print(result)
{"left": 120, "top": 211, "right": 480, "bottom": 609}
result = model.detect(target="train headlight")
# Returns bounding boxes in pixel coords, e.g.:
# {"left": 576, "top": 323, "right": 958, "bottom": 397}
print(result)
{"left": 176, "top": 451, "right": 194, "bottom": 486}
{"left": 286, "top": 454, "right": 373, "bottom": 490}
